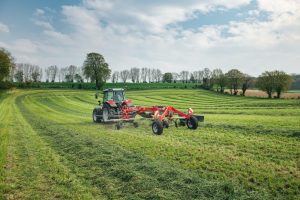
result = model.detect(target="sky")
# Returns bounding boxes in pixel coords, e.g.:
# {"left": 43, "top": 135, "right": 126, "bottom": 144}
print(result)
{"left": 0, "top": 0, "right": 299, "bottom": 76}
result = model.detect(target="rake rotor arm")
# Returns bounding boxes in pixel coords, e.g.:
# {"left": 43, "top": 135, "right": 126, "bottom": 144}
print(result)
{"left": 158, "top": 106, "right": 190, "bottom": 122}
{"left": 134, "top": 106, "right": 192, "bottom": 121}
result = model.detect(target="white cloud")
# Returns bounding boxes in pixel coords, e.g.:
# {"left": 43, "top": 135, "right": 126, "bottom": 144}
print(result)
{"left": 1, "top": 0, "right": 300, "bottom": 76}
{"left": 11, "top": 39, "right": 39, "bottom": 54}
{"left": 32, "top": 8, "right": 55, "bottom": 30}
{"left": 0, "top": 22, "right": 9, "bottom": 33}
{"left": 33, "top": 20, "right": 54, "bottom": 30}
{"left": 35, "top": 8, "right": 45, "bottom": 16}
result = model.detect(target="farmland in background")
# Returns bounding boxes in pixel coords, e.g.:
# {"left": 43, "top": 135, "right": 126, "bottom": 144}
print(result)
{"left": 0, "top": 89, "right": 299, "bottom": 199}
{"left": 225, "top": 89, "right": 300, "bottom": 99}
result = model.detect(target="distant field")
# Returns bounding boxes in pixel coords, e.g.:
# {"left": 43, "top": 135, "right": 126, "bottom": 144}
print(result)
{"left": 224, "top": 89, "right": 300, "bottom": 99}
{"left": 0, "top": 89, "right": 299, "bottom": 199}
{"left": 288, "top": 90, "right": 300, "bottom": 93}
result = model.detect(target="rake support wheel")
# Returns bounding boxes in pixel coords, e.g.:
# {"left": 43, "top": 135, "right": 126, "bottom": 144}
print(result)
{"left": 186, "top": 116, "right": 198, "bottom": 129}
{"left": 152, "top": 120, "right": 163, "bottom": 135}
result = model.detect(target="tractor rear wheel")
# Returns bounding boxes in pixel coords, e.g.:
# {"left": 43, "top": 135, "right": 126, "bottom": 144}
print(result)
{"left": 187, "top": 116, "right": 198, "bottom": 129}
{"left": 92, "top": 109, "right": 101, "bottom": 123}
{"left": 152, "top": 120, "right": 163, "bottom": 135}
{"left": 116, "top": 122, "right": 122, "bottom": 130}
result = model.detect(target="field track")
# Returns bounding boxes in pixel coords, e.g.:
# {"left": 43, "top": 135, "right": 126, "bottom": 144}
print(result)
{"left": 0, "top": 89, "right": 299, "bottom": 199}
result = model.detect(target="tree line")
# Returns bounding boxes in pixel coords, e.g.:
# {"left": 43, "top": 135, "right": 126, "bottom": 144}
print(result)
{"left": 0, "top": 47, "right": 295, "bottom": 98}
{"left": 2, "top": 51, "right": 111, "bottom": 90}
{"left": 111, "top": 67, "right": 293, "bottom": 98}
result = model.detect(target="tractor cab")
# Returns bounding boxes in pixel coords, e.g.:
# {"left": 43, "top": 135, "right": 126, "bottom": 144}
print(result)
{"left": 103, "top": 88, "right": 127, "bottom": 105}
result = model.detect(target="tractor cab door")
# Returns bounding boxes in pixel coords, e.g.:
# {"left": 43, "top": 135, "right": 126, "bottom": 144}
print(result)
{"left": 103, "top": 91, "right": 114, "bottom": 103}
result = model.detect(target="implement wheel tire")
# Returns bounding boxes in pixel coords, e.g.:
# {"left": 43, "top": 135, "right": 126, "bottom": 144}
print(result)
{"left": 152, "top": 120, "right": 163, "bottom": 135}
{"left": 186, "top": 116, "right": 198, "bottom": 130}
{"left": 92, "top": 109, "right": 101, "bottom": 123}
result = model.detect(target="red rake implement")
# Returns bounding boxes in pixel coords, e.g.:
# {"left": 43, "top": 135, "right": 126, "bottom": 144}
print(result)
{"left": 93, "top": 88, "right": 204, "bottom": 134}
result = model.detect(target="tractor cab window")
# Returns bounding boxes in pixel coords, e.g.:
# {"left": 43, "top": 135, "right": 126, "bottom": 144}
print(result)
{"left": 113, "top": 91, "right": 124, "bottom": 102}
{"left": 103, "top": 91, "right": 113, "bottom": 102}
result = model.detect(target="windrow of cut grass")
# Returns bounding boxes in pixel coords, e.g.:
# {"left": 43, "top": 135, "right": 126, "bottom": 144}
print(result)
{"left": 0, "top": 89, "right": 299, "bottom": 199}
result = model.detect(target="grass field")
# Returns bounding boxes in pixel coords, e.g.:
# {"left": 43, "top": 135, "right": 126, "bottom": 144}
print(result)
{"left": 0, "top": 89, "right": 299, "bottom": 199}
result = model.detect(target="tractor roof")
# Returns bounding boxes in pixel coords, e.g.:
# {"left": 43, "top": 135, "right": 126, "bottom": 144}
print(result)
{"left": 103, "top": 88, "right": 124, "bottom": 92}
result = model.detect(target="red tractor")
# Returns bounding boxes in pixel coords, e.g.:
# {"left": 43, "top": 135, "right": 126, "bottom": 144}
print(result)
{"left": 92, "top": 88, "right": 204, "bottom": 134}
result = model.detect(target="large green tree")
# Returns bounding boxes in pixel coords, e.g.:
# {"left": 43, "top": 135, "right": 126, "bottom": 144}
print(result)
{"left": 241, "top": 74, "right": 253, "bottom": 96}
{"left": 211, "top": 68, "right": 226, "bottom": 93}
{"left": 256, "top": 71, "right": 273, "bottom": 98}
{"left": 225, "top": 69, "right": 244, "bottom": 95}
{"left": 256, "top": 70, "right": 292, "bottom": 98}
{"left": 83, "top": 53, "right": 111, "bottom": 89}
{"left": 0, "top": 48, "right": 14, "bottom": 82}
{"left": 162, "top": 72, "right": 173, "bottom": 83}
{"left": 273, "top": 71, "right": 292, "bottom": 98}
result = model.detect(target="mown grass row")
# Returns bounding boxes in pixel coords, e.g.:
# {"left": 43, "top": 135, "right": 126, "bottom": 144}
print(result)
{"left": 1, "top": 89, "right": 299, "bottom": 199}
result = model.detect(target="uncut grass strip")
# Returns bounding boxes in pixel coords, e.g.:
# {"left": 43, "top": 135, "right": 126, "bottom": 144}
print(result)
{"left": 56, "top": 94, "right": 95, "bottom": 110}
{"left": 198, "top": 109, "right": 300, "bottom": 116}
{"left": 205, "top": 114, "right": 300, "bottom": 131}
{"left": 22, "top": 96, "right": 89, "bottom": 124}
{"left": 72, "top": 95, "right": 96, "bottom": 105}
{"left": 202, "top": 123, "right": 300, "bottom": 137}
{"left": 134, "top": 96, "right": 250, "bottom": 108}
{"left": 34, "top": 97, "right": 89, "bottom": 116}
{"left": 35, "top": 92, "right": 94, "bottom": 111}
{"left": 43, "top": 95, "right": 92, "bottom": 112}
{"left": 158, "top": 127, "right": 299, "bottom": 163}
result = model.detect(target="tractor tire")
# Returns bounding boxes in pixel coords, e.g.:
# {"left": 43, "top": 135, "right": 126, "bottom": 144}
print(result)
{"left": 186, "top": 116, "right": 198, "bottom": 129}
{"left": 152, "top": 120, "right": 163, "bottom": 135}
{"left": 116, "top": 122, "right": 122, "bottom": 130}
{"left": 92, "top": 109, "right": 101, "bottom": 123}
{"left": 102, "top": 106, "right": 110, "bottom": 123}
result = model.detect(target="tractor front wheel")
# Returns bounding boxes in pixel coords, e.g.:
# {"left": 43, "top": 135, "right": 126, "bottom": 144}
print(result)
{"left": 186, "top": 116, "right": 198, "bottom": 129}
{"left": 102, "top": 107, "right": 110, "bottom": 123}
{"left": 92, "top": 109, "right": 101, "bottom": 123}
{"left": 152, "top": 120, "right": 163, "bottom": 135}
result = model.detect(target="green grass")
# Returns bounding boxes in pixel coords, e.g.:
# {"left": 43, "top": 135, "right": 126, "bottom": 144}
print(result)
{"left": 0, "top": 89, "right": 299, "bottom": 199}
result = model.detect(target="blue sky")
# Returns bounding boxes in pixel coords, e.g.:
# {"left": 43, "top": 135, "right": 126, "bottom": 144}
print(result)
{"left": 0, "top": 0, "right": 299, "bottom": 76}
